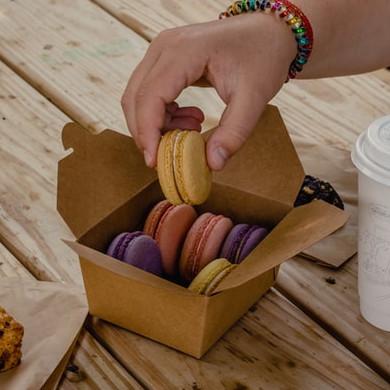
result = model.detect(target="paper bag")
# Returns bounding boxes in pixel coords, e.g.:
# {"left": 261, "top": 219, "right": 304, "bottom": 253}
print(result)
{"left": 291, "top": 132, "right": 358, "bottom": 267}
{"left": 0, "top": 279, "right": 88, "bottom": 390}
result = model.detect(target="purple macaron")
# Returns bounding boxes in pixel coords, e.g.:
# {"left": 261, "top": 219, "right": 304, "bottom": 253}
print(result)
{"left": 107, "top": 231, "right": 163, "bottom": 276}
{"left": 220, "top": 224, "right": 268, "bottom": 264}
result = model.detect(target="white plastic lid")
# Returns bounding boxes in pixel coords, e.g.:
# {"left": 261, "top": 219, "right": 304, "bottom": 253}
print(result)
{"left": 351, "top": 115, "right": 390, "bottom": 186}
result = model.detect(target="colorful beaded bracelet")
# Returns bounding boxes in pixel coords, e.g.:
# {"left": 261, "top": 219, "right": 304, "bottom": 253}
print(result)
{"left": 219, "top": 0, "right": 313, "bottom": 81}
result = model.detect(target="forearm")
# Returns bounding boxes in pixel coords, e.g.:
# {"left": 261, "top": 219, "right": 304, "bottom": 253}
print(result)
{"left": 294, "top": 0, "right": 390, "bottom": 78}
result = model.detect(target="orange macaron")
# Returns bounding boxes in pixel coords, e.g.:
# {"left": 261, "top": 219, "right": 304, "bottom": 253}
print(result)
{"left": 179, "top": 212, "right": 233, "bottom": 283}
{"left": 144, "top": 200, "right": 197, "bottom": 276}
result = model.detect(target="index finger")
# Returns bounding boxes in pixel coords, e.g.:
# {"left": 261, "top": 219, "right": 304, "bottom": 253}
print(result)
{"left": 135, "top": 53, "right": 204, "bottom": 167}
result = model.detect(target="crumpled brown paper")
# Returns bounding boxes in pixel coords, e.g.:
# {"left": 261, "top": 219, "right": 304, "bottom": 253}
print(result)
{"left": 292, "top": 132, "right": 358, "bottom": 267}
{"left": 0, "top": 279, "right": 88, "bottom": 390}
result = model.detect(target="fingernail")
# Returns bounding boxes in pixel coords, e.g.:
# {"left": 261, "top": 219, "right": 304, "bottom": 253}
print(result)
{"left": 144, "top": 150, "right": 153, "bottom": 167}
{"left": 213, "top": 146, "right": 229, "bottom": 171}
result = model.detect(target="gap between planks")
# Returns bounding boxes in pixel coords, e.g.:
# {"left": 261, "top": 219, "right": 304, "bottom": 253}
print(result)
{"left": 0, "top": 4, "right": 365, "bottom": 378}
{"left": 85, "top": 0, "right": 390, "bottom": 381}
{"left": 90, "top": 0, "right": 152, "bottom": 42}
{"left": 0, "top": 241, "right": 144, "bottom": 390}
{"left": 275, "top": 275, "right": 390, "bottom": 383}
{"left": 0, "top": 59, "right": 146, "bottom": 390}
{"left": 76, "top": 1, "right": 390, "bottom": 384}
{"left": 0, "top": 1, "right": 388, "bottom": 386}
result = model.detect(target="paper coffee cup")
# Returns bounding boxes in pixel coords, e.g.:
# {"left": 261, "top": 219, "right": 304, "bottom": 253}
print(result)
{"left": 351, "top": 115, "right": 390, "bottom": 332}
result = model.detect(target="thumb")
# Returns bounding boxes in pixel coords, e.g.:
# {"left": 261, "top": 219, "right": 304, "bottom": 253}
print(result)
{"left": 207, "top": 87, "right": 266, "bottom": 171}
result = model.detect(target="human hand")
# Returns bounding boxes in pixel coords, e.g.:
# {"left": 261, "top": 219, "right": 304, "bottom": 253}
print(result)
{"left": 121, "top": 13, "right": 296, "bottom": 170}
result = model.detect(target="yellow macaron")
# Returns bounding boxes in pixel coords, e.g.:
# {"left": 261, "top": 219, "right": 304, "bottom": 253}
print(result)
{"left": 157, "top": 130, "right": 212, "bottom": 205}
{"left": 188, "top": 258, "right": 236, "bottom": 296}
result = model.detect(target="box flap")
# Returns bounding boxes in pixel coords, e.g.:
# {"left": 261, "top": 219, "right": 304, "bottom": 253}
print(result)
{"left": 64, "top": 240, "right": 195, "bottom": 296}
{"left": 214, "top": 201, "right": 349, "bottom": 293}
{"left": 207, "top": 105, "right": 305, "bottom": 207}
{"left": 57, "top": 123, "right": 157, "bottom": 238}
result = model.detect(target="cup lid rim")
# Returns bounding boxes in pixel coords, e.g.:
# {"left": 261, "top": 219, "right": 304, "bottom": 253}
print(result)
{"left": 352, "top": 116, "right": 390, "bottom": 186}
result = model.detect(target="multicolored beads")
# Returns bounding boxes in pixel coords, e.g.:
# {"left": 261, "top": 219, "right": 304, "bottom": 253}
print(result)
{"left": 219, "top": 0, "right": 313, "bottom": 81}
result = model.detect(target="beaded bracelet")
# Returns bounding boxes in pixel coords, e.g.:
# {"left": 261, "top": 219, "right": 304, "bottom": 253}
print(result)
{"left": 219, "top": 0, "right": 313, "bottom": 81}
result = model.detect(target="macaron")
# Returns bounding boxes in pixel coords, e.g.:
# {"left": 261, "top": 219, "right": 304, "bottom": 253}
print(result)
{"left": 188, "top": 258, "right": 236, "bottom": 295}
{"left": 157, "top": 130, "right": 212, "bottom": 205}
{"left": 220, "top": 224, "right": 268, "bottom": 264}
{"left": 144, "top": 200, "right": 197, "bottom": 276}
{"left": 107, "top": 231, "right": 163, "bottom": 276}
{"left": 180, "top": 212, "right": 233, "bottom": 282}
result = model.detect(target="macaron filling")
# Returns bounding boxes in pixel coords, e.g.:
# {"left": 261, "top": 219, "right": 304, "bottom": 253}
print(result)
{"left": 152, "top": 204, "right": 175, "bottom": 242}
{"left": 111, "top": 232, "right": 143, "bottom": 260}
{"left": 158, "top": 129, "right": 183, "bottom": 205}
{"left": 204, "top": 264, "right": 236, "bottom": 296}
{"left": 188, "top": 258, "right": 236, "bottom": 295}
{"left": 187, "top": 215, "right": 224, "bottom": 278}
{"left": 144, "top": 201, "right": 173, "bottom": 238}
{"left": 234, "top": 225, "right": 262, "bottom": 264}
{"left": 225, "top": 225, "right": 252, "bottom": 262}
{"left": 173, "top": 131, "right": 191, "bottom": 204}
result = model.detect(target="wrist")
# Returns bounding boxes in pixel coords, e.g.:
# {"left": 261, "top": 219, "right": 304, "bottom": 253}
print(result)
{"left": 220, "top": 1, "right": 314, "bottom": 81}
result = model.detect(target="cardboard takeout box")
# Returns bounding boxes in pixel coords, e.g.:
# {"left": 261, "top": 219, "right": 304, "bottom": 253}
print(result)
{"left": 57, "top": 105, "right": 348, "bottom": 358}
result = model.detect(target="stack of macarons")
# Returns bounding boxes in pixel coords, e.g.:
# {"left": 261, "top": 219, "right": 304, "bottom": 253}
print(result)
{"left": 105, "top": 199, "right": 269, "bottom": 295}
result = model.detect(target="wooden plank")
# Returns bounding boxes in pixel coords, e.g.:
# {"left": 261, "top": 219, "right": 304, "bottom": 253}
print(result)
{"left": 0, "top": 241, "right": 33, "bottom": 279}
{"left": 93, "top": 0, "right": 390, "bottom": 150}
{"left": 0, "top": 60, "right": 81, "bottom": 284}
{"left": 0, "top": 2, "right": 386, "bottom": 383}
{"left": 0, "top": 0, "right": 224, "bottom": 134}
{"left": 91, "top": 289, "right": 389, "bottom": 389}
{"left": 60, "top": 329, "right": 143, "bottom": 390}
{"left": 0, "top": 241, "right": 141, "bottom": 389}
{"left": 277, "top": 256, "right": 390, "bottom": 380}
{"left": 88, "top": 0, "right": 390, "bottom": 378}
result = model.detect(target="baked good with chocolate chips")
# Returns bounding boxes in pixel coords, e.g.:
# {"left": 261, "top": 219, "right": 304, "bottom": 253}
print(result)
{"left": 0, "top": 307, "right": 24, "bottom": 372}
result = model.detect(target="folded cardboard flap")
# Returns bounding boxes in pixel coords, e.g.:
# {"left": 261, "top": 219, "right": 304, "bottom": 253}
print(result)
{"left": 58, "top": 123, "right": 157, "bottom": 238}
{"left": 64, "top": 240, "right": 194, "bottom": 296}
{"left": 199, "top": 182, "right": 291, "bottom": 227}
{"left": 57, "top": 105, "right": 304, "bottom": 240}
{"left": 207, "top": 105, "right": 305, "bottom": 207}
{"left": 214, "top": 200, "right": 349, "bottom": 293}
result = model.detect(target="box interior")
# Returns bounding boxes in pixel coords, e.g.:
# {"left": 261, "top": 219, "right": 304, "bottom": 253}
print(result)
{"left": 57, "top": 105, "right": 349, "bottom": 357}
{"left": 78, "top": 180, "right": 287, "bottom": 284}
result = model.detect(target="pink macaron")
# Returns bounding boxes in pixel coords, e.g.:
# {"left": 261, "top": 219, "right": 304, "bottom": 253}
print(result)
{"left": 179, "top": 212, "right": 233, "bottom": 283}
{"left": 144, "top": 200, "right": 197, "bottom": 276}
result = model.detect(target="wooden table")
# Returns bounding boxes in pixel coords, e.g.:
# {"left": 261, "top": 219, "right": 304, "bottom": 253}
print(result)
{"left": 0, "top": 1, "right": 389, "bottom": 388}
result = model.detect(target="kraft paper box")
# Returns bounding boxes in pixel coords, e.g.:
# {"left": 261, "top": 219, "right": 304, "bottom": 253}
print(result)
{"left": 57, "top": 105, "right": 348, "bottom": 358}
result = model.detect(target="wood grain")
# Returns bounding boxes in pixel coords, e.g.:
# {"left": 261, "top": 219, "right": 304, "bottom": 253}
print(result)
{"left": 94, "top": 0, "right": 390, "bottom": 150}
{"left": 0, "top": 241, "right": 142, "bottom": 389}
{"left": 91, "top": 289, "right": 389, "bottom": 389}
{"left": 0, "top": 0, "right": 389, "bottom": 387}
{"left": 0, "top": 37, "right": 386, "bottom": 390}
{"left": 60, "top": 329, "right": 143, "bottom": 390}
{"left": 0, "top": 241, "right": 33, "bottom": 279}
{"left": 88, "top": 0, "right": 390, "bottom": 378}
{"left": 277, "top": 256, "right": 390, "bottom": 380}
{"left": 0, "top": 60, "right": 80, "bottom": 284}
{"left": 0, "top": 0, "right": 224, "bottom": 134}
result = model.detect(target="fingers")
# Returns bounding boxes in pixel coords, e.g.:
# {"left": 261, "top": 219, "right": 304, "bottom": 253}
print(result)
{"left": 207, "top": 85, "right": 266, "bottom": 171}
{"left": 135, "top": 52, "right": 205, "bottom": 167}
{"left": 172, "top": 106, "right": 205, "bottom": 123}
{"left": 121, "top": 44, "right": 161, "bottom": 148}
{"left": 164, "top": 106, "right": 204, "bottom": 131}
{"left": 165, "top": 116, "right": 202, "bottom": 132}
